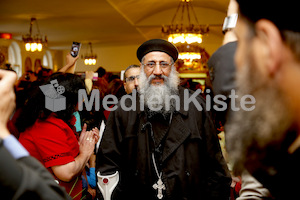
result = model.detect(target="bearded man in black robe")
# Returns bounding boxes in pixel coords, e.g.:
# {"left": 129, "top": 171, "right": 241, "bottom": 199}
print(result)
{"left": 96, "top": 39, "right": 231, "bottom": 200}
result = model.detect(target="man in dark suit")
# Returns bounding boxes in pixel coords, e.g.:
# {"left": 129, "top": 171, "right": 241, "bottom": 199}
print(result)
{"left": 0, "top": 69, "right": 72, "bottom": 200}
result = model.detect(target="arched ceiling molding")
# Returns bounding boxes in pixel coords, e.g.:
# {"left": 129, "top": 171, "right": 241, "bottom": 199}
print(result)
{"left": 135, "top": 6, "right": 226, "bottom": 27}
{"left": 107, "top": 0, "right": 228, "bottom": 26}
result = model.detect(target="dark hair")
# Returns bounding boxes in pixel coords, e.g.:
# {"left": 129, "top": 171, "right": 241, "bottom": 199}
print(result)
{"left": 106, "top": 79, "right": 126, "bottom": 99}
{"left": 16, "top": 72, "right": 85, "bottom": 132}
{"left": 93, "top": 77, "right": 109, "bottom": 99}
{"left": 124, "top": 64, "right": 140, "bottom": 77}
{"left": 237, "top": 1, "right": 300, "bottom": 61}
{"left": 236, "top": 0, "right": 299, "bottom": 33}
{"left": 96, "top": 67, "right": 106, "bottom": 77}
{"left": 105, "top": 72, "right": 118, "bottom": 83}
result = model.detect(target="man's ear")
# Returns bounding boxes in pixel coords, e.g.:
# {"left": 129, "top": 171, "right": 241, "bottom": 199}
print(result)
{"left": 255, "top": 19, "right": 284, "bottom": 76}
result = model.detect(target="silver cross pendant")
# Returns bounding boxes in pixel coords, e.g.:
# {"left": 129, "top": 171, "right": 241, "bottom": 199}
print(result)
{"left": 153, "top": 178, "right": 166, "bottom": 199}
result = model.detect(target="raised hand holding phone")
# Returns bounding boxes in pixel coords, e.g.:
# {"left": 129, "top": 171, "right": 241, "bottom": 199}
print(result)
{"left": 58, "top": 42, "right": 81, "bottom": 74}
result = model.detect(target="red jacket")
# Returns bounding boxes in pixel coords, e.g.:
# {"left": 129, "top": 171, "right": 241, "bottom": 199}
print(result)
{"left": 19, "top": 115, "right": 83, "bottom": 200}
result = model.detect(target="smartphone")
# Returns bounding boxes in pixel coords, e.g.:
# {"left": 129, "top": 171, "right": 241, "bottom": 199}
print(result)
{"left": 70, "top": 41, "right": 81, "bottom": 57}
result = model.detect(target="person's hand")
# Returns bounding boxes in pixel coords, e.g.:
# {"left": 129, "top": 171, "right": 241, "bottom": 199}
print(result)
{"left": 58, "top": 53, "right": 79, "bottom": 73}
{"left": 223, "top": 0, "right": 238, "bottom": 44}
{"left": 79, "top": 131, "right": 95, "bottom": 157}
{"left": 79, "top": 123, "right": 87, "bottom": 144}
{"left": 91, "top": 127, "right": 100, "bottom": 143}
{"left": 231, "top": 176, "right": 241, "bottom": 188}
{"left": 227, "top": 0, "right": 238, "bottom": 16}
{"left": 85, "top": 71, "right": 94, "bottom": 80}
{"left": 0, "top": 70, "right": 17, "bottom": 138}
{"left": 66, "top": 53, "right": 79, "bottom": 67}
{"left": 79, "top": 124, "right": 96, "bottom": 157}
{"left": 87, "top": 187, "right": 96, "bottom": 199}
{"left": 79, "top": 124, "right": 99, "bottom": 144}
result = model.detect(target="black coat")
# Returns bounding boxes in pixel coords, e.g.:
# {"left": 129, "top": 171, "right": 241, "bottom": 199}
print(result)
{"left": 97, "top": 87, "right": 231, "bottom": 200}
{"left": 0, "top": 138, "right": 72, "bottom": 200}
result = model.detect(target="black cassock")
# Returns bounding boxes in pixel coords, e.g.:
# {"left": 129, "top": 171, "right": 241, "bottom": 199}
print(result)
{"left": 96, "top": 87, "right": 231, "bottom": 200}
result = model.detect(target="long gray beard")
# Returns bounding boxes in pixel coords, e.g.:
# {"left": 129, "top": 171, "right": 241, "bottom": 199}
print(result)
{"left": 139, "top": 66, "right": 179, "bottom": 117}
{"left": 225, "top": 56, "right": 292, "bottom": 175}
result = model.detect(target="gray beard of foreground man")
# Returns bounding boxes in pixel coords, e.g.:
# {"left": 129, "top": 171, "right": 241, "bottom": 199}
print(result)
{"left": 226, "top": 48, "right": 293, "bottom": 175}
{"left": 139, "top": 65, "right": 179, "bottom": 117}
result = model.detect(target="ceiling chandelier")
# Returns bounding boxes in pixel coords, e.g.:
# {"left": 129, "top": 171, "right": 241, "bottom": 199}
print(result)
{"left": 22, "top": 18, "right": 47, "bottom": 52}
{"left": 162, "top": 0, "right": 209, "bottom": 66}
{"left": 83, "top": 42, "right": 97, "bottom": 65}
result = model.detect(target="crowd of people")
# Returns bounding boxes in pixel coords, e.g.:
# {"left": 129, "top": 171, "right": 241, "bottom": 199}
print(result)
{"left": 1, "top": 0, "right": 299, "bottom": 199}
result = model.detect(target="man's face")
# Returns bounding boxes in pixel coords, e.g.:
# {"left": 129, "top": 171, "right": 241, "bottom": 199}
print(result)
{"left": 142, "top": 51, "right": 173, "bottom": 85}
{"left": 226, "top": 17, "right": 292, "bottom": 173}
{"left": 124, "top": 67, "right": 140, "bottom": 94}
{"left": 139, "top": 51, "right": 179, "bottom": 115}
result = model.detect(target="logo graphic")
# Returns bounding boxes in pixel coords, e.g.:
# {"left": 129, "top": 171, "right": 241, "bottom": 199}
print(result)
{"left": 39, "top": 80, "right": 66, "bottom": 112}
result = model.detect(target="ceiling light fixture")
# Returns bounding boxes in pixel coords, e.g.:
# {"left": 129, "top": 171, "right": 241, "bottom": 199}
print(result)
{"left": 162, "top": 0, "right": 209, "bottom": 66}
{"left": 22, "top": 18, "right": 47, "bottom": 52}
{"left": 83, "top": 42, "right": 97, "bottom": 65}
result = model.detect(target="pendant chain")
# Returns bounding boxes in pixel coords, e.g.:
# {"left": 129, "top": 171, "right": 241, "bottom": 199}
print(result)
{"left": 151, "top": 112, "right": 173, "bottom": 179}
{"left": 150, "top": 112, "right": 173, "bottom": 200}
{"left": 152, "top": 153, "right": 162, "bottom": 179}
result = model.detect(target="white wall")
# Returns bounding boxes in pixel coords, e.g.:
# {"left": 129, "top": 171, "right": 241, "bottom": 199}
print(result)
{"left": 63, "top": 44, "right": 141, "bottom": 73}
